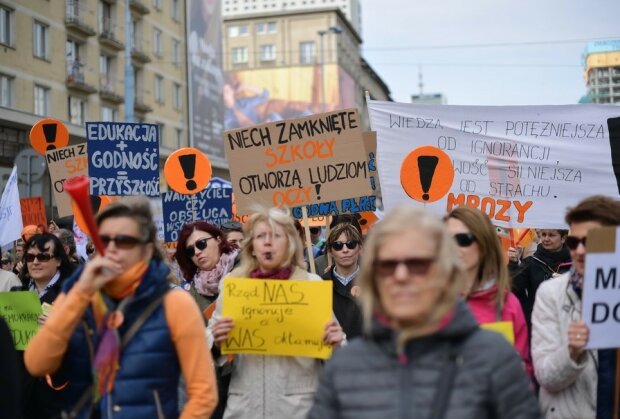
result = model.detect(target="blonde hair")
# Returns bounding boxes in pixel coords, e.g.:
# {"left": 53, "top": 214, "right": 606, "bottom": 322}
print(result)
{"left": 236, "top": 207, "right": 306, "bottom": 275}
{"left": 358, "top": 206, "right": 464, "bottom": 346}
{"left": 445, "top": 206, "right": 510, "bottom": 311}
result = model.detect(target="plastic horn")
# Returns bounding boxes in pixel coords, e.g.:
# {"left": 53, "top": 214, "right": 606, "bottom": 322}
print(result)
{"left": 63, "top": 176, "right": 106, "bottom": 256}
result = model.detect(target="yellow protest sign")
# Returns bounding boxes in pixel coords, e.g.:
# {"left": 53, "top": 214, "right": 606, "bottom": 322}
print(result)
{"left": 0, "top": 291, "right": 42, "bottom": 350}
{"left": 481, "top": 321, "right": 515, "bottom": 345}
{"left": 221, "top": 278, "right": 333, "bottom": 359}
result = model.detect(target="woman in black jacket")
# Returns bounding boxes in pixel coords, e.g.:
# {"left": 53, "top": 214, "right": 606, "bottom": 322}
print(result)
{"left": 309, "top": 206, "right": 540, "bottom": 419}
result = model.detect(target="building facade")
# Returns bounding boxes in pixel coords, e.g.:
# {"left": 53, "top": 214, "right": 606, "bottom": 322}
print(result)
{"left": 582, "top": 39, "right": 620, "bottom": 104}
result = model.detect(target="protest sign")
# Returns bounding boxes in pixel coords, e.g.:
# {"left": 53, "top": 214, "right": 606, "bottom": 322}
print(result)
{"left": 46, "top": 144, "right": 88, "bottom": 217}
{"left": 164, "top": 148, "right": 213, "bottom": 194}
{"left": 583, "top": 227, "right": 620, "bottom": 350}
{"left": 20, "top": 197, "right": 46, "bottom": 227}
{"left": 0, "top": 166, "right": 23, "bottom": 246}
{"left": 481, "top": 321, "right": 515, "bottom": 345}
{"left": 30, "top": 118, "right": 69, "bottom": 156}
{"left": 0, "top": 291, "right": 42, "bottom": 350}
{"left": 162, "top": 186, "right": 233, "bottom": 242}
{"left": 221, "top": 277, "right": 333, "bottom": 359}
{"left": 367, "top": 100, "right": 620, "bottom": 228}
{"left": 224, "top": 109, "right": 373, "bottom": 215}
{"left": 87, "top": 122, "right": 160, "bottom": 197}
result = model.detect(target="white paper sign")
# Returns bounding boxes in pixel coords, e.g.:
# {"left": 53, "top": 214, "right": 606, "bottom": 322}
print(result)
{"left": 0, "top": 166, "right": 24, "bottom": 246}
{"left": 367, "top": 100, "right": 620, "bottom": 228}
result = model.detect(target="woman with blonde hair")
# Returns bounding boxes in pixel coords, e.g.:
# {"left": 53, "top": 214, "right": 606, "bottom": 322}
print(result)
{"left": 445, "top": 206, "right": 532, "bottom": 378}
{"left": 309, "top": 206, "right": 539, "bottom": 419}
{"left": 209, "top": 207, "right": 345, "bottom": 419}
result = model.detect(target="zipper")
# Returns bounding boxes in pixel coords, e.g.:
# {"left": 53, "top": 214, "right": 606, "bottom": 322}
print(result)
{"left": 153, "top": 389, "right": 165, "bottom": 419}
{"left": 398, "top": 350, "right": 410, "bottom": 419}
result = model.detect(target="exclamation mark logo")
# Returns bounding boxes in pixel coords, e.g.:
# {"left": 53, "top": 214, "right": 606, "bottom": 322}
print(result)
{"left": 178, "top": 154, "right": 197, "bottom": 191}
{"left": 608, "top": 117, "right": 620, "bottom": 194}
{"left": 315, "top": 184, "right": 321, "bottom": 200}
{"left": 417, "top": 156, "right": 439, "bottom": 201}
{"left": 42, "top": 123, "right": 57, "bottom": 151}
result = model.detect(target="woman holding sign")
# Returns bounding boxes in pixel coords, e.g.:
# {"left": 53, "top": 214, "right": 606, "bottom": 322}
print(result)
{"left": 209, "top": 207, "right": 345, "bottom": 419}
{"left": 445, "top": 206, "right": 533, "bottom": 378}
{"left": 309, "top": 207, "right": 540, "bottom": 419}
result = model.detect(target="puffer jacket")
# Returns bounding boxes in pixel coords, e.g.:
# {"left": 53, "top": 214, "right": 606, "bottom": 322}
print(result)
{"left": 209, "top": 266, "right": 324, "bottom": 419}
{"left": 531, "top": 272, "right": 597, "bottom": 419}
{"left": 308, "top": 300, "right": 541, "bottom": 419}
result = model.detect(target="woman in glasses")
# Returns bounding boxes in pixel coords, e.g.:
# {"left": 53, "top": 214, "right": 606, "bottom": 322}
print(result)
{"left": 445, "top": 206, "right": 532, "bottom": 378}
{"left": 322, "top": 223, "right": 364, "bottom": 339}
{"left": 209, "top": 207, "right": 345, "bottom": 419}
{"left": 175, "top": 221, "right": 239, "bottom": 313}
{"left": 309, "top": 207, "right": 539, "bottom": 419}
{"left": 24, "top": 197, "right": 217, "bottom": 418}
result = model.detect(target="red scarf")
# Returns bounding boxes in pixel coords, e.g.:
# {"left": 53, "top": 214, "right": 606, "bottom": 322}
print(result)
{"left": 249, "top": 265, "right": 292, "bottom": 279}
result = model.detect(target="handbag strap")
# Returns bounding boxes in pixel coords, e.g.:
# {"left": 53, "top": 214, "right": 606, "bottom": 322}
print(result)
{"left": 429, "top": 334, "right": 468, "bottom": 419}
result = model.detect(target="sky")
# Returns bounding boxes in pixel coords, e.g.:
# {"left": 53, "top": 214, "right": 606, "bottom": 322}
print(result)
{"left": 360, "top": 0, "right": 620, "bottom": 105}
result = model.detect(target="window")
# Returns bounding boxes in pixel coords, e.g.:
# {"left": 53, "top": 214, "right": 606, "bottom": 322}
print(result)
{"left": 259, "top": 44, "right": 276, "bottom": 62}
{"left": 68, "top": 96, "right": 86, "bottom": 125}
{"left": 0, "top": 5, "right": 14, "bottom": 46}
{"left": 33, "top": 21, "right": 49, "bottom": 59}
{"left": 152, "top": 0, "right": 162, "bottom": 10}
{"left": 155, "top": 74, "right": 164, "bottom": 104}
{"left": 66, "top": 39, "right": 84, "bottom": 80}
{"left": 171, "top": 0, "right": 179, "bottom": 20}
{"left": 231, "top": 47, "right": 248, "bottom": 64}
{"left": 153, "top": 28, "right": 162, "bottom": 56}
{"left": 99, "top": 54, "right": 116, "bottom": 90}
{"left": 34, "top": 85, "right": 49, "bottom": 116}
{"left": 228, "top": 26, "right": 239, "bottom": 37}
{"left": 267, "top": 22, "right": 277, "bottom": 33}
{"left": 173, "top": 82, "right": 181, "bottom": 111}
{"left": 175, "top": 128, "right": 183, "bottom": 148}
{"left": 101, "top": 106, "right": 117, "bottom": 121}
{"left": 299, "top": 41, "right": 316, "bottom": 64}
{"left": 172, "top": 39, "right": 181, "bottom": 66}
{"left": 239, "top": 24, "right": 248, "bottom": 36}
{"left": 99, "top": 1, "right": 113, "bottom": 33}
{"left": 0, "top": 74, "right": 14, "bottom": 107}
{"left": 256, "top": 23, "right": 266, "bottom": 34}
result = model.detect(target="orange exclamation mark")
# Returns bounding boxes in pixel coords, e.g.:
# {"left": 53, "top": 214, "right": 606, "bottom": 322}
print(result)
{"left": 417, "top": 156, "right": 439, "bottom": 201}
{"left": 178, "top": 154, "right": 197, "bottom": 191}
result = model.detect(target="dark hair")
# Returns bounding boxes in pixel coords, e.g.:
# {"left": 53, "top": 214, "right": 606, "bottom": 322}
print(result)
{"left": 174, "top": 221, "right": 234, "bottom": 281}
{"left": 53, "top": 228, "right": 77, "bottom": 256}
{"left": 330, "top": 214, "right": 363, "bottom": 236}
{"left": 221, "top": 221, "right": 243, "bottom": 233}
{"left": 327, "top": 223, "right": 363, "bottom": 249}
{"left": 565, "top": 195, "right": 620, "bottom": 227}
{"left": 19, "top": 233, "right": 75, "bottom": 282}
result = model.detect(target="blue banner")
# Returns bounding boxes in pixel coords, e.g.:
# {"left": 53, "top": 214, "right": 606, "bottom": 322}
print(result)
{"left": 162, "top": 186, "right": 233, "bottom": 242}
{"left": 87, "top": 122, "right": 160, "bottom": 197}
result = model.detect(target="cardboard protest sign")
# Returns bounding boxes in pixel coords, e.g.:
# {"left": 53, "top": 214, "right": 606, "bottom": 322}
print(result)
{"left": 291, "top": 131, "right": 378, "bottom": 219}
{"left": 164, "top": 148, "right": 213, "bottom": 194}
{"left": 30, "top": 118, "right": 69, "bottom": 156}
{"left": 0, "top": 291, "right": 42, "bottom": 350}
{"left": 46, "top": 144, "right": 88, "bottom": 217}
{"left": 224, "top": 109, "right": 373, "bottom": 215}
{"left": 162, "top": 186, "right": 233, "bottom": 242}
{"left": 367, "top": 100, "right": 620, "bottom": 228}
{"left": 221, "top": 277, "right": 333, "bottom": 359}
{"left": 20, "top": 197, "right": 46, "bottom": 227}
{"left": 86, "top": 122, "right": 160, "bottom": 197}
{"left": 583, "top": 227, "right": 620, "bottom": 350}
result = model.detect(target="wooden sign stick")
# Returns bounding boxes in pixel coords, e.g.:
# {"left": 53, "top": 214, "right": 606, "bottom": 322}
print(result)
{"left": 302, "top": 207, "right": 316, "bottom": 274}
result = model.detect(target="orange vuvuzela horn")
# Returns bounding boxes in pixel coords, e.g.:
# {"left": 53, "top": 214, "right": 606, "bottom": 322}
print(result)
{"left": 63, "top": 176, "right": 106, "bottom": 255}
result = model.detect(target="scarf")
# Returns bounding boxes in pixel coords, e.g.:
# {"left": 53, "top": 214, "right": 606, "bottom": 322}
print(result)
{"left": 569, "top": 267, "right": 583, "bottom": 299}
{"left": 249, "top": 265, "right": 293, "bottom": 279}
{"left": 193, "top": 250, "right": 238, "bottom": 296}
{"left": 91, "top": 260, "right": 149, "bottom": 402}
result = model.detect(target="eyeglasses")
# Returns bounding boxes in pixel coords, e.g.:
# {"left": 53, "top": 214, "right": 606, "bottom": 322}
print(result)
{"left": 375, "top": 257, "right": 436, "bottom": 277}
{"left": 565, "top": 236, "right": 586, "bottom": 250}
{"left": 453, "top": 233, "right": 476, "bottom": 247}
{"left": 330, "top": 240, "right": 359, "bottom": 251}
{"left": 221, "top": 221, "right": 243, "bottom": 232}
{"left": 25, "top": 253, "right": 54, "bottom": 263}
{"left": 100, "top": 234, "right": 145, "bottom": 250}
{"left": 185, "top": 237, "right": 215, "bottom": 257}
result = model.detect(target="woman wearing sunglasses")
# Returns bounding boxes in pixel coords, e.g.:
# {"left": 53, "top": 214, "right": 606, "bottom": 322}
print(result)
{"left": 445, "top": 206, "right": 532, "bottom": 379}
{"left": 24, "top": 197, "right": 217, "bottom": 418}
{"left": 322, "top": 223, "right": 364, "bottom": 339}
{"left": 309, "top": 207, "right": 539, "bottom": 419}
{"left": 174, "top": 221, "right": 239, "bottom": 313}
{"left": 209, "top": 207, "right": 345, "bottom": 419}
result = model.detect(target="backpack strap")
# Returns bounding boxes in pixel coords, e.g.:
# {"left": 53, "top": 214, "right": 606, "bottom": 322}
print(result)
{"left": 429, "top": 334, "right": 469, "bottom": 419}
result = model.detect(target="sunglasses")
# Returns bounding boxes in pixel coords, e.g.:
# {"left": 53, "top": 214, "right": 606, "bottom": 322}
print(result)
{"left": 330, "top": 240, "right": 359, "bottom": 251}
{"left": 454, "top": 233, "right": 476, "bottom": 247}
{"left": 565, "top": 236, "right": 586, "bottom": 250}
{"left": 100, "top": 234, "right": 145, "bottom": 249}
{"left": 25, "top": 253, "right": 54, "bottom": 263}
{"left": 375, "top": 257, "right": 436, "bottom": 276}
{"left": 185, "top": 237, "right": 215, "bottom": 257}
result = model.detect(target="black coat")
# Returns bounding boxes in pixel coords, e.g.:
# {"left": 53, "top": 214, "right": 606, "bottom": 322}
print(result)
{"left": 0, "top": 316, "right": 20, "bottom": 419}
{"left": 322, "top": 267, "right": 363, "bottom": 340}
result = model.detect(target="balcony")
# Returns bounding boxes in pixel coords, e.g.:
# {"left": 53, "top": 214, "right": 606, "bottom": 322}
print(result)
{"left": 99, "top": 76, "right": 124, "bottom": 104}
{"left": 134, "top": 90, "right": 153, "bottom": 113}
{"left": 98, "top": 20, "right": 124, "bottom": 51}
{"left": 65, "top": 0, "right": 96, "bottom": 37}
{"left": 66, "top": 61, "right": 97, "bottom": 94}
{"left": 131, "top": 38, "right": 151, "bottom": 63}
{"left": 129, "top": 0, "right": 150, "bottom": 15}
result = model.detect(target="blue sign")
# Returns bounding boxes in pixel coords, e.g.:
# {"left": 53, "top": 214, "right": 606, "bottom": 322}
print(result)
{"left": 291, "top": 195, "right": 376, "bottom": 218}
{"left": 87, "top": 122, "right": 160, "bottom": 197}
{"left": 162, "top": 186, "right": 233, "bottom": 242}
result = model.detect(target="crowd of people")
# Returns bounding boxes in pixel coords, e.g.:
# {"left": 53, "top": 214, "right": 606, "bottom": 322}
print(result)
{"left": 0, "top": 194, "right": 619, "bottom": 418}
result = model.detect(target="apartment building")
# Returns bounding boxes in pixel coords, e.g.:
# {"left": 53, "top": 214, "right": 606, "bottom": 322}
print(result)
{"left": 582, "top": 39, "right": 620, "bottom": 104}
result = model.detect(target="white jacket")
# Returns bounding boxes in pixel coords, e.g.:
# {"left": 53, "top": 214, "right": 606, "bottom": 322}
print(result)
{"left": 531, "top": 272, "right": 597, "bottom": 419}
{"left": 208, "top": 266, "right": 323, "bottom": 419}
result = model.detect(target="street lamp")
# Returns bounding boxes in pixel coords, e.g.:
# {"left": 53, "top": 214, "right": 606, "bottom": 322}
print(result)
{"left": 318, "top": 26, "right": 342, "bottom": 112}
